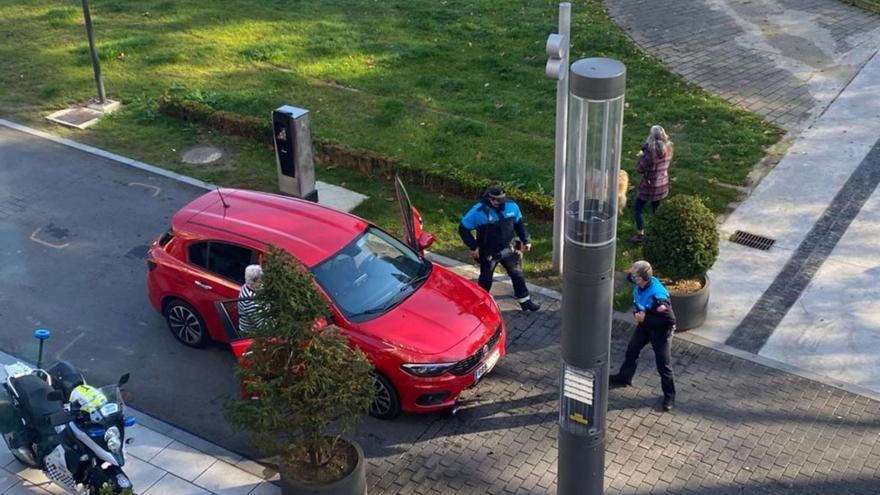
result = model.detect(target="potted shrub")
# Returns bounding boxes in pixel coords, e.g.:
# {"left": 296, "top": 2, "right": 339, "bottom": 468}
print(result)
{"left": 225, "top": 247, "right": 375, "bottom": 495}
{"left": 642, "top": 195, "right": 719, "bottom": 330}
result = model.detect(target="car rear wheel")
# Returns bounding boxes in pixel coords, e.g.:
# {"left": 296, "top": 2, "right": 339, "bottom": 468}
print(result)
{"left": 164, "top": 300, "right": 209, "bottom": 348}
{"left": 370, "top": 373, "right": 400, "bottom": 420}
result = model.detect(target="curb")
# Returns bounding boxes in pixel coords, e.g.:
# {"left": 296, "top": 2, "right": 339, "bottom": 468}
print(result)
{"left": 3, "top": 118, "right": 878, "bottom": 407}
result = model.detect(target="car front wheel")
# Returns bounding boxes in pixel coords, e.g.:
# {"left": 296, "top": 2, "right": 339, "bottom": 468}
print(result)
{"left": 370, "top": 373, "right": 401, "bottom": 420}
{"left": 164, "top": 300, "right": 209, "bottom": 348}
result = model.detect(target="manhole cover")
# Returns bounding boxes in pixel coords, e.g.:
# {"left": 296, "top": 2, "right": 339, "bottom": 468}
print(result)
{"left": 730, "top": 230, "right": 776, "bottom": 250}
{"left": 46, "top": 107, "right": 103, "bottom": 129}
{"left": 182, "top": 146, "right": 223, "bottom": 164}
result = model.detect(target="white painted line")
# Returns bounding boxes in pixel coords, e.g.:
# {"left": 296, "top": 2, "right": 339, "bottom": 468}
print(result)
{"left": 54, "top": 331, "right": 86, "bottom": 360}
{"left": 129, "top": 182, "right": 162, "bottom": 197}
{"left": 29, "top": 227, "right": 70, "bottom": 249}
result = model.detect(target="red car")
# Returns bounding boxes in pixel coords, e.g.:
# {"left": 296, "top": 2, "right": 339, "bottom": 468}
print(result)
{"left": 146, "top": 181, "right": 506, "bottom": 418}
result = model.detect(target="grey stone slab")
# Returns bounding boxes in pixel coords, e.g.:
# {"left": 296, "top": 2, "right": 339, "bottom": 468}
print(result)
{"left": 193, "top": 461, "right": 263, "bottom": 495}
{"left": 142, "top": 474, "right": 210, "bottom": 495}
{"left": 149, "top": 441, "right": 217, "bottom": 482}
{"left": 126, "top": 424, "right": 175, "bottom": 463}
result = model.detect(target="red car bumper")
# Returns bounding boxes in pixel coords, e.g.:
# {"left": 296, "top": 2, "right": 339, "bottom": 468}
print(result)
{"left": 392, "top": 322, "right": 508, "bottom": 414}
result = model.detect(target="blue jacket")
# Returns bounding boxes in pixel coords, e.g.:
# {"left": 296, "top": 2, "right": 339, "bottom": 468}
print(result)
{"left": 459, "top": 199, "right": 529, "bottom": 256}
{"left": 629, "top": 275, "right": 676, "bottom": 330}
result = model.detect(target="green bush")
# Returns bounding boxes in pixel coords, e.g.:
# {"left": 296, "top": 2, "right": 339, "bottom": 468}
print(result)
{"left": 642, "top": 195, "right": 719, "bottom": 281}
{"left": 224, "top": 247, "right": 375, "bottom": 483}
{"left": 97, "top": 484, "right": 133, "bottom": 495}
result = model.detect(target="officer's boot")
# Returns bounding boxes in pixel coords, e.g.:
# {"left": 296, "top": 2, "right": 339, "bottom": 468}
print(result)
{"left": 519, "top": 298, "right": 541, "bottom": 312}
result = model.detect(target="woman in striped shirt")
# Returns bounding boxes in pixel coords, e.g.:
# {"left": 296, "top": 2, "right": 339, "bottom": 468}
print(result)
{"left": 238, "top": 264, "right": 265, "bottom": 333}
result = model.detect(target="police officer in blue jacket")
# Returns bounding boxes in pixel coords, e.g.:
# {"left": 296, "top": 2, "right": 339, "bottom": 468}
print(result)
{"left": 609, "top": 260, "right": 677, "bottom": 411}
{"left": 459, "top": 186, "right": 540, "bottom": 312}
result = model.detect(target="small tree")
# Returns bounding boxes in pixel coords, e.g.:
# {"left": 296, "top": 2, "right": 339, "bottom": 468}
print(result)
{"left": 225, "top": 246, "right": 375, "bottom": 483}
{"left": 643, "top": 195, "right": 719, "bottom": 282}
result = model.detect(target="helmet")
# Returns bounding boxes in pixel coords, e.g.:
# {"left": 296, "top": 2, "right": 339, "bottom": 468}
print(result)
{"left": 486, "top": 186, "right": 506, "bottom": 200}
{"left": 69, "top": 384, "right": 108, "bottom": 423}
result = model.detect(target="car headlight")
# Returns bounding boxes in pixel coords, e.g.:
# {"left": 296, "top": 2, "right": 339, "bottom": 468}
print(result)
{"left": 401, "top": 362, "right": 457, "bottom": 377}
{"left": 105, "top": 427, "right": 122, "bottom": 453}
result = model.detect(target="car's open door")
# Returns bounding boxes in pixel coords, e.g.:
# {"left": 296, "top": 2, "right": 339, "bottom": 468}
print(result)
{"left": 394, "top": 175, "right": 434, "bottom": 256}
{"left": 213, "top": 299, "right": 253, "bottom": 360}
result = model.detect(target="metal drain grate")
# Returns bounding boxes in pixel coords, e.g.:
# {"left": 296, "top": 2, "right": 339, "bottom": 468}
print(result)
{"left": 730, "top": 230, "right": 775, "bottom": 250}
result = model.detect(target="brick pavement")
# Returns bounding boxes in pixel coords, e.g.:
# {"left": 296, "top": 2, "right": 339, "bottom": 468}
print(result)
{"left": 365, "top": 294, "right": 880, "bottom": 494}
{"left": 603, "top": 0, "right": 880, "bottom": 131}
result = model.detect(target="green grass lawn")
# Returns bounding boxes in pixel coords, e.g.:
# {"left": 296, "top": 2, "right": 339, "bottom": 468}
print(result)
{"left": 0, "top": 0, "right": 782, "bottom": 286}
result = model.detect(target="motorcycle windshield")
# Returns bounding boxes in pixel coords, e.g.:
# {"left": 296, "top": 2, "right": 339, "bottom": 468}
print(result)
{"left": 90, "top": 385, "right": 125, "bottom": 425}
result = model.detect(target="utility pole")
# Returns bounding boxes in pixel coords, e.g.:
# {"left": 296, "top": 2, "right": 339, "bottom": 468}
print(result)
{"left": 557, "top": 57, "right": 626, "bottom": 495}
{"left": 545, "top": 3, "right": 571, "bottom": 275}
{"left": 81, "top": 0, "right": 107, "bottom": 104}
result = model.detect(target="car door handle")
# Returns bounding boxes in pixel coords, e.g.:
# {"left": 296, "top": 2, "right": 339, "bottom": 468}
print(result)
{"left": 195, "top": 281, "right": 213, "bottom": 290}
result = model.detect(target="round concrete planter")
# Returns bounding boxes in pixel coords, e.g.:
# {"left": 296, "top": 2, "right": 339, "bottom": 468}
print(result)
{"left": 280, "top": 440, "right": 366, "bottom": 495}
{"left": 670, "top": 274, "right": 710, "bottom": 331}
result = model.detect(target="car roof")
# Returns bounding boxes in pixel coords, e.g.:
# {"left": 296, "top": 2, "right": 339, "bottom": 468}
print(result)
{"left": 172, "top": 188, "right": 368, "bottom": 267}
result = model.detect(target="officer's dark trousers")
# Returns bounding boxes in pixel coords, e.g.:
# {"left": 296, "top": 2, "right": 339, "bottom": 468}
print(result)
{"left": 478, "top": 254, "right": 529, "bottom": 300}
{"left": 617, "top": 324, "right": 676, "bottom": 400}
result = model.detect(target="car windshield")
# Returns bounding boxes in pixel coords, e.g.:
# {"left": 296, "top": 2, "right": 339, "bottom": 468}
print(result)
{"left": 312, "top": 227, "right": 431, "bottom": 321}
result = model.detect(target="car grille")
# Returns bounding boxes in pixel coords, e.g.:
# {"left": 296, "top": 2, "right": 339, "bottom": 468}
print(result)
{"left": 448, "top": 325, "right": 503, "bottom": 376}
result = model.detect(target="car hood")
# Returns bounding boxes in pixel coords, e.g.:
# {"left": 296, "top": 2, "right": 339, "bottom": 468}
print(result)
{"left": 354, "top": 265, "right": 500, "bottom": 357}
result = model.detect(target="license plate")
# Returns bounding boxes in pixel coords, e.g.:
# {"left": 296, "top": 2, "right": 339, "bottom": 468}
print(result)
{"left": 474, "top": 348, "right": 500, "bottom": 383}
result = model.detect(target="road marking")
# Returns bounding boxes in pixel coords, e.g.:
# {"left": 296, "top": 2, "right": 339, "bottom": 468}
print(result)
{"left": 128, "top": 182, "right": 161, "bottom": 197}
{"left": 29, "top": 227, "right": 70, "bottom": 249}
{"left": 55, "top": 331, "right": 86, "bottom": 360}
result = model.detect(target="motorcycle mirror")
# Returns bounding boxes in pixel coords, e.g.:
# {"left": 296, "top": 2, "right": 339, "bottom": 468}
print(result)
{"left": 46, "top": 390, "right": 63, "bottom": 402}
{"left": 118, "top": 373, "right": 130, "bottom": 387}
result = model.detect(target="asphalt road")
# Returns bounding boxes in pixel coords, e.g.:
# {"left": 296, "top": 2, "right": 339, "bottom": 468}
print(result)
{"left": 0, "top": 125, "right": 444, "bottom": 458}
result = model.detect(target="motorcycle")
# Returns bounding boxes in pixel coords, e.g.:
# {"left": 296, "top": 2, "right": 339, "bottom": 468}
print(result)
{"left": 0, "top": 329, "right": 135, "bottom": 494}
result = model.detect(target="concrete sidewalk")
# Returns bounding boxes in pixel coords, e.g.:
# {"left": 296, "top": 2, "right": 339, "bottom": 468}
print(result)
{"left": 0, "top": 350, "right": 279, "bottom": 495}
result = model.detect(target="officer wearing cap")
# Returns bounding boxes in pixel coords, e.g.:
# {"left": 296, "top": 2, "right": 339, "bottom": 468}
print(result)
{"left": 459, "top": 186, "right": 540, "bottom": 312}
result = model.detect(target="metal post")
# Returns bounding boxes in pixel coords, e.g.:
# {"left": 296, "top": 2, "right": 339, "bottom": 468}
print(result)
{"left": 558, "top": 58, "right": 626, "bottom": 495}
{"left": 34, "top": 328, "right": 51, "bottom": 369}
{"left": 546, "top": 3, "right": 571, "bottom": 274}
{"left": 81, "top": 0, "right": 107, "bottom": 104}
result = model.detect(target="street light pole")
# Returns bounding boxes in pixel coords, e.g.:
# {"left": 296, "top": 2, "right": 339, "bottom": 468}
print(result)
{"left": 545, "top": 3, "right": 571, "bottom": 275}
{"left": 81, "top": 0, "right": 107, "bottom": 104}
{"left": 557, "top": 58, "right": 626, "bottom": 495}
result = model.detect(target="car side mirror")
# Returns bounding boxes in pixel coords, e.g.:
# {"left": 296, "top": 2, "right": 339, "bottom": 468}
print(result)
{"left": 118, "top": 373, "right": 130, "bottom": 387}
{"left": 46, "top": 390, "right": 64, "bottom": 402}
{"left": 418, "top": 232, "right": 436, "bottom": 252}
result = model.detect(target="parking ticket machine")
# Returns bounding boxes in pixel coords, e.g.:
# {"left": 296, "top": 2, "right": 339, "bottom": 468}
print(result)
{"left": 272, "top": 105, "right": 318, "bottom": 202}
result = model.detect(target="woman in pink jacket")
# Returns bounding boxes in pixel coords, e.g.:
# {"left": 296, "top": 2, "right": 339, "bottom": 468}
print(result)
{"left": 631, "top": 125, "right": 673, "bottom": 243}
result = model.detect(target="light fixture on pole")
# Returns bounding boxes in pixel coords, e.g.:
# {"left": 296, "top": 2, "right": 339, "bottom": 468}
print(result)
{"left": 557, "top": 57, "right": 626, "bottom": 495}
{"left": 545, "top": 3, "right": 571, "bottom": 275}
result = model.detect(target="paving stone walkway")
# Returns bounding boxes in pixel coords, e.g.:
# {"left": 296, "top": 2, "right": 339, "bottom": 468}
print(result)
{"left": 604, "top": 0, "right": 880, "bottom": 131}
{"left": 364, "top": 294, "right": 880, "bottom": 494}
